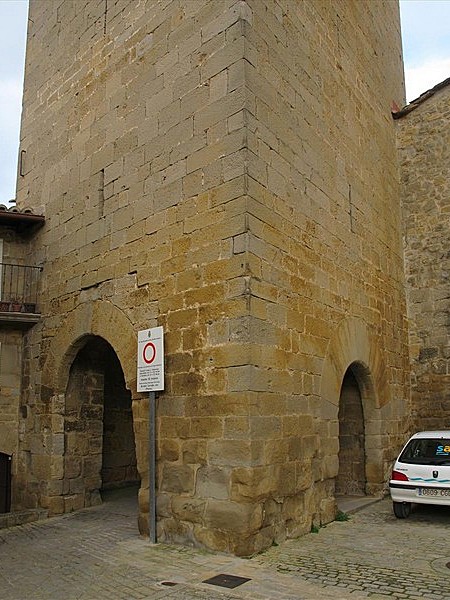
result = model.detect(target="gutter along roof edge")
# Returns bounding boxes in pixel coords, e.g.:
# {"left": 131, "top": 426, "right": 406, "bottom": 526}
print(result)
{"left": 393, "top": 76, "right": 450, "bottom": 120}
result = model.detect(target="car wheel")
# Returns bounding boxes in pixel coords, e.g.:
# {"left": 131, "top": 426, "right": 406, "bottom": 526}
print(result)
{"left": 393, "top": 501, "right": 411, "bottom": 518}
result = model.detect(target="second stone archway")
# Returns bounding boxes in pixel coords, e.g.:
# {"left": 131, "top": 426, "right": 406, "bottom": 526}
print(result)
{"left": 336, "top": 362, "right": 374, "bottom": 497}
{"left": 320, "top": 317, "right": 390, "bottom": 497}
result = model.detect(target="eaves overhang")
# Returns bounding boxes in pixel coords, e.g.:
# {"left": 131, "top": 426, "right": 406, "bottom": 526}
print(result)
{"left": 0, "top": 205, "right": 45, "bottom": 233}
{"left": 392, "top": 76, "right": 450, "bottom": 120}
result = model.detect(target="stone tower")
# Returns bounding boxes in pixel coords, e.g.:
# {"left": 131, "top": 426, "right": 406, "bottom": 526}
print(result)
{"left": 13, "top": 0, "right": 409, "bottom": 555}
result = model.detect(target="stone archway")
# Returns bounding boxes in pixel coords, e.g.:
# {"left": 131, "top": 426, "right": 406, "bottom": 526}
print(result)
{"left": 40, "top": 301, "right": 150, "bottom": 527}
{"left": 336, "top": 364, "right": 366, "bottom": 496}
{"left": 320, "top": 317, "right": 390, "bottom": 497}
{"left": 64, "top": 335, "right": 139, "bottom": 510}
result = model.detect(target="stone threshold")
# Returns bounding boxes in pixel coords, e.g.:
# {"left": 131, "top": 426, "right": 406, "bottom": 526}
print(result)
{"left": 336, "top": 495, "right": 381, "bottom": 515}
{"left": 0, "top": 508, "right": 48, "bottom": 530}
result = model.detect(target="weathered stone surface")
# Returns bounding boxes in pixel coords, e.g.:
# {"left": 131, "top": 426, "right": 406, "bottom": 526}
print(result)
{"left": 181, "top": 440, "right": 208, "bottom": 464}
{"left": 171, "top": 496, "right": 206, "bottom": 523}
{"left": 195, "top": 465, "right": 230, "bottom": 499}
{"left": 396, "top": 84, "right": 450, "bottom": 430}
{"left": 161, "top": 464, "right": 195, "bottom": 494}
{"left": 204, "top": 498, "right": 263, "bottom": 534}
{"left": 192, "top": 524, "right": 230, "bottom": 553}
{"left": 5, "top": 0, "right": 410, "bottom": 557}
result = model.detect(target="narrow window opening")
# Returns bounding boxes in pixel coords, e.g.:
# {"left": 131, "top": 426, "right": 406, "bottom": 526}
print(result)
{"left": 19, "top": 150, "right": 26, "bottom": 177}
{"left": 99, "top": 169, "right": 105, "bottom": 217}
{"left": 348, "top": 183, "right": 355, "bottom": 233}
{"left": 104, "top": 0, "right": 108, "bottom": 34}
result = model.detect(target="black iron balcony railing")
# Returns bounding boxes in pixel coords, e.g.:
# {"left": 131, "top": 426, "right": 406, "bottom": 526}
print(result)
{"left": 0, "top": 263, "right": 42, "bottom": 314}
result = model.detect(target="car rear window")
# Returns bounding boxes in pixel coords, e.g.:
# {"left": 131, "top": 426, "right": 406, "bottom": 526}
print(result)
{"left": 399, "top": 438, "right": 450, "bottom": 465}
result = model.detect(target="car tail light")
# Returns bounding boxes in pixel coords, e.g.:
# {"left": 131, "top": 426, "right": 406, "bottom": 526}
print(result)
{"left": 391, "top": 470, "right": 409, "bottom": 481}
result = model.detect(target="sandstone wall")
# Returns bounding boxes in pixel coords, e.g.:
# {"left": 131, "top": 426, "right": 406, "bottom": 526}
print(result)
{"left": 396, "top": 85, "right": 450, "bottom": 430}
{"left": 16, "top": 0, "right": 409, "bottom": 555}
{"left": 234, "top": 2, "right": 408, "bottom": 496}
{"left": 0, "top": 228, "right": 37, "bottom": 509}
{"left": 0, "top": 331, "right": 22, "bottom": 458}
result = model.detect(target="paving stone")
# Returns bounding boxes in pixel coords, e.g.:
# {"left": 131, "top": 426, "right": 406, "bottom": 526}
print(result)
{"left": 1, "top": 492, "right": 450, "bottom": 600}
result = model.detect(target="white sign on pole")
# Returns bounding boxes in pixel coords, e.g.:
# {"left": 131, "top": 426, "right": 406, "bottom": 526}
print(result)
{"left": 137, "top": 326, "right": 164, "bottom": 392}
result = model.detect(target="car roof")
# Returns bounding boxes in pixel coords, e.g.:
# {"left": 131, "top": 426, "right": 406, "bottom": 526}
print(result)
{"left": 409, "top": 431, "right": 450, "bottom": 439}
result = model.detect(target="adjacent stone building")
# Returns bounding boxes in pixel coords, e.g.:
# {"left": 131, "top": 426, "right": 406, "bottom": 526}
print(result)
{"left": 395, "top": 79, "right": 450, "bottom": 431}
{"left": 1, "top": 0, "right": 411, "bottom": 555}
{"left": 0, "top": 206, "right": 44, "bottom": 515}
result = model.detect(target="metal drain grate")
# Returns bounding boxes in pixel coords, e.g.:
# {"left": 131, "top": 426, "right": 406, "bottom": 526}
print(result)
{"left": 203, "top": 574, "right": 251, "bottom": 589}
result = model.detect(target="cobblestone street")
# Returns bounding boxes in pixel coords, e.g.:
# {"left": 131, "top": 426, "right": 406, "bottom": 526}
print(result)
{"left": 258, "top": 499, "right": 450, "bottom": 599}
{"left": 1, "top": 489, "right": 449, "bottom": 599}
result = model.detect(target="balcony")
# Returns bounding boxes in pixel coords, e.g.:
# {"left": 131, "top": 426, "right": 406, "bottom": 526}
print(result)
{"left": 0, "top": 263, "right": 43, "bottom": 326}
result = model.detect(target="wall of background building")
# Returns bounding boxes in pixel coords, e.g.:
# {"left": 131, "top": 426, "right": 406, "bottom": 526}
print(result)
{"left": 0, "top": 334, "right": 22, "bottom": 458}
{"left": 396, "top": 85, "right": 450, "bottom": 431}
{"left": 0, "top": 227, "right": 37, "bottom": 508}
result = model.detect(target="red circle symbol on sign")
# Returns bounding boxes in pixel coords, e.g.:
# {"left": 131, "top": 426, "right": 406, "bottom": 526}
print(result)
{"left": 143, "top": 342, "right": 156, "bottom": 364}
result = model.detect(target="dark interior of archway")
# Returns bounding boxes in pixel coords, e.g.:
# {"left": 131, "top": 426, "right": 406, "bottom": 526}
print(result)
{"left": 336, "top": 369, "right": 366, "bottom": 496}
{"left": 65, "top": 337, "right": 139, "bottom": 504}
{"left": 101, "top": 342, "right": 139, "bottom": 490}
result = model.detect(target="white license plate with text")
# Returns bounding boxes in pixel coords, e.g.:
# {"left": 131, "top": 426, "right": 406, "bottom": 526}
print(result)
{"left": 417, "top": 488, "right": 450, "bottom": 497}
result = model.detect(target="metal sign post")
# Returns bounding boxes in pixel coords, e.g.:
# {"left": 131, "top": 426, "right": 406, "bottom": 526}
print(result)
{"left": 148, "top": 390, "right": 156, "bottom": 544}
{"left": 137, "top": 326, "right": 164, "bottom": 544}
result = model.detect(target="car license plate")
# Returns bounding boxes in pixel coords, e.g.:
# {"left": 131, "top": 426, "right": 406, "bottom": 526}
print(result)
{"left": 417, "top": 488, "right": 450, "bottom": 497}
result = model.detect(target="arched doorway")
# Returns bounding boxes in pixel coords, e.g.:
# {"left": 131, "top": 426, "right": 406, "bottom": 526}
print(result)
{"left": 336, "top": 364, "right": 366, "bottom": 496}
{"left": 320, "top": 318, "right": 392, "bottom": 504}
{"left": 64, "top": 336, "right": 139, "bottom": 509}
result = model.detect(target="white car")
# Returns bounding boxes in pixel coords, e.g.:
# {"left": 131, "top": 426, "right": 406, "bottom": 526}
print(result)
{"left": 389, "top": 430, "right": 450, "bottom": 518}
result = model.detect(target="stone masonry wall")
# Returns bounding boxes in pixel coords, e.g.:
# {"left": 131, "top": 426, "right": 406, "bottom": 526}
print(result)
{"left": 16, "top": 0, "right": 409, "bottom": 555}
{"left": 0, "top": 332, "right": 22, "bottom": 458}
{"left": 396, "top": 85, "right": 450, "bottom": 430}
{"left": 0, "top": 228, "right": 37, "bottom": 509}
{"left": 17, "top": 0, "right": 265, "bottom": 554}
{"left": 220, "top": 0, "right": 409, "bottom": 549}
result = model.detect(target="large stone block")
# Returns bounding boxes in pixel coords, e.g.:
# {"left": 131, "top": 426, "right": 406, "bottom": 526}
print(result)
{"left": 196, "top": 465, "right": 230, "bottom": 499}
{"left": 161, "top": 464, "right": 195, "bottom": 494}
{"left": 231, "top": 465, "right": 277, "bottom": 501}
{"left": 192, "top": 523, "right": 229, "bottom": 553}
{"left": 207, "top": 439, "right": 252, "bottom": 466}
{"left": 41, "top": 494, "right": 64, "bottom": 515}
{"left": 204, "top": 498, "right": 262, "bottom": 534}
{"left": 171, "top": 496, "right": 206, "bottom": 523}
